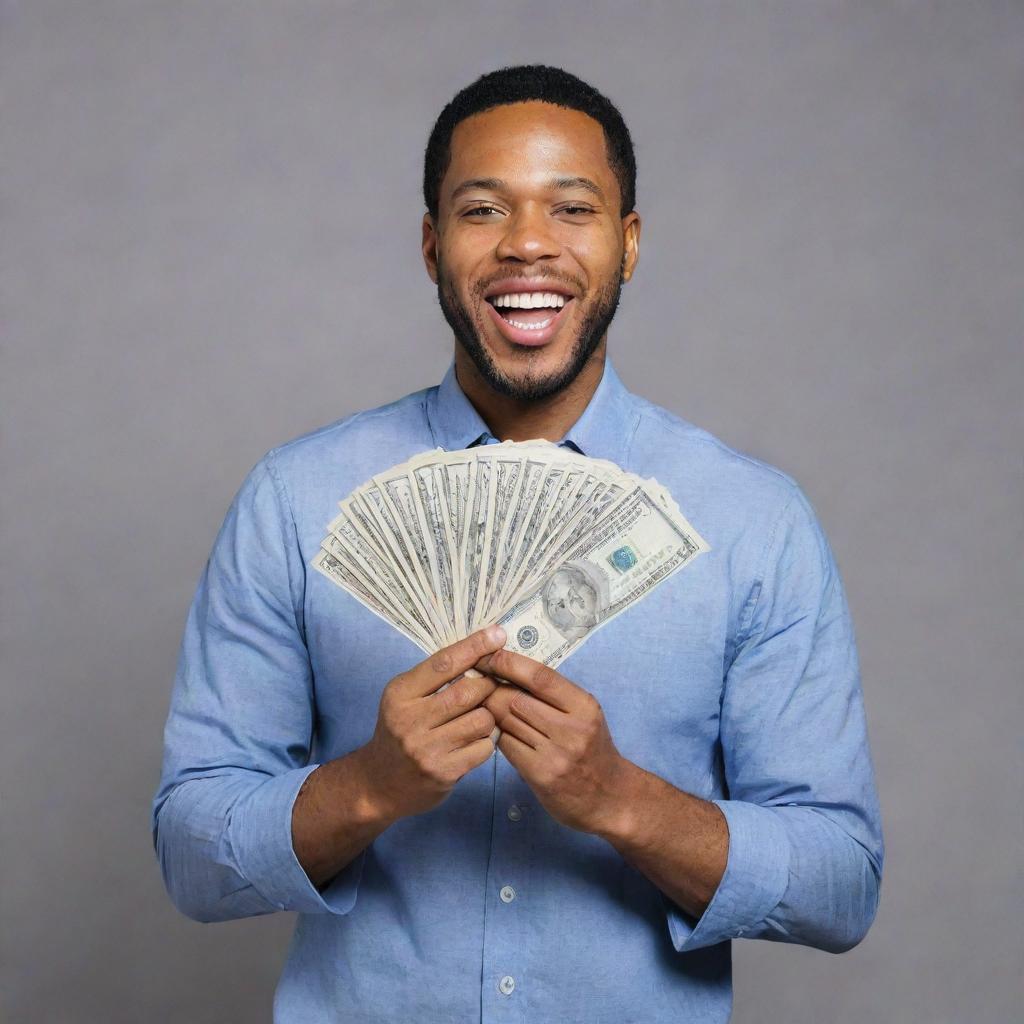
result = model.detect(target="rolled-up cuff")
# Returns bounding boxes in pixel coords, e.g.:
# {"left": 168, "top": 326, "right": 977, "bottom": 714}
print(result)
{"left": 226, "top": 763, "right": 368, "bottom": 916}
{"left": 663, "top": 799, "right": 791, "bottom": 952}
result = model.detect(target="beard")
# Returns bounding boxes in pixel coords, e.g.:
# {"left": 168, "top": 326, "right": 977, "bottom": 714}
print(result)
{"left": 436, "top": 257, "right": 625, "bottom": 402}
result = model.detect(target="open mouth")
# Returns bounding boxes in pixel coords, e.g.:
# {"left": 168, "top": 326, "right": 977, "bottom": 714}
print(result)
{"left": 484, "top": 289, "right": 575, "bottom": 347}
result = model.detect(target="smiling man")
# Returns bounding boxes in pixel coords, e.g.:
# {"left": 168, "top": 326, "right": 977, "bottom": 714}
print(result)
{"left": 153, "top": 65, "right": 884, "bottom": 1022}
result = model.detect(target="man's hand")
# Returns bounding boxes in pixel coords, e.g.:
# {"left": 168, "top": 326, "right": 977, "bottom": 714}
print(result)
{"left": 358, "top": 626, "right": 507, "bottom": 821}
{"left": 476, "top": 647, "right": 633, "bottom": 837}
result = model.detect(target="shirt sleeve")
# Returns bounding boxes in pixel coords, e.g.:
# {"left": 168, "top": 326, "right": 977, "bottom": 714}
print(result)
{"left": 664, "top": 486, "right": 885, "bottom": 954}
{"left": 150, "top": 453, "right": 368, "bottom": 923}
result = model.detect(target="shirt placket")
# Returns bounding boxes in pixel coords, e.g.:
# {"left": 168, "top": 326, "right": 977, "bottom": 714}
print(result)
{"left": 480, "top": 747, "right": 534, "bottom": 1023}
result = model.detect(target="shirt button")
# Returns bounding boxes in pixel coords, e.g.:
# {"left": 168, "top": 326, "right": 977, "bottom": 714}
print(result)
{"left": 499, "top": 885, "right": 516, "bottom": 903}
{"left": 507, "top": 804, "right": 522, "bottom": 821}
{"left": 498, "top": 975, "right": 515, "bottom": 995}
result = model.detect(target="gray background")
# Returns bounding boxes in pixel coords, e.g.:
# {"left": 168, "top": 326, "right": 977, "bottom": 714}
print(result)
{"left": 3, "top": 2, "right": 1021, "bottom": 1021}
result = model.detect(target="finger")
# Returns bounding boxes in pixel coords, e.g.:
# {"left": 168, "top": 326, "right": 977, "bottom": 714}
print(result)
{"left": 433, "top": 706, "right": 496, "bottom": 751}
{"left": 507, "top": 691, "right": 564, "bottom": 739}
{"left": 496, "top": 729, "right": 540, "bottom": 771}
{"left": 425, "top": 670, "right": 499, "bottom": 729}
{"left": 475, "top": 647, "right": 577, "bottom": 713}
{"left": 497, "top": 704, "right": 548, "bottom": 749}
{"left": 480, "top": 681, "right": 526, "bottom": 722}
{"left": 451, "top": 736, "right": 497, "bottom": 776}
{"left": 397, "top": 626, "right": 506, "bottom": 699}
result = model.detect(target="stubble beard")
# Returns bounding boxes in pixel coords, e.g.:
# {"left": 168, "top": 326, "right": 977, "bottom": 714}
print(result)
{"left": 435, "top": 258, "right": 625, "bottom": 403}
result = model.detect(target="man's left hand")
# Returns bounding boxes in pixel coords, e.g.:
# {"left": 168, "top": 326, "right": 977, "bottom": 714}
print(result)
{"left": 476, "top": 647, "right": 634, "bottom": 837}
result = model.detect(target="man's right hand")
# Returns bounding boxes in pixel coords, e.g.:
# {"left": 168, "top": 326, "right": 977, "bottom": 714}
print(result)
{"left": 358, "top": 625, "right": 507, "bottom": 821}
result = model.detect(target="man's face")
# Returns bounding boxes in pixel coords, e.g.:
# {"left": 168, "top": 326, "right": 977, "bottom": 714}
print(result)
{"left": 423, "top": 101, "right": 640, "bottom": 401}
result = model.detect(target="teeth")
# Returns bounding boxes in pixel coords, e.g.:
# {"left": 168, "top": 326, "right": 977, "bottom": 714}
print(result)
{"left": 492, "top": 292, "right": 567, "bottom": 309}
{"left": 506, "top": 316, "right": 555, "bottom": 330}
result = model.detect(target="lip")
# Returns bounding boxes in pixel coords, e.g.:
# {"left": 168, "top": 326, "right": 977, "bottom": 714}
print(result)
{"left": 485, "top": 295, "right": 575, "bottom": 348}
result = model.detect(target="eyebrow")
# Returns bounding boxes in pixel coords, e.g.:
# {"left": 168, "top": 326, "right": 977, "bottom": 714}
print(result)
{"left": 449, "top": 176, "right": 606, "bottom": 202}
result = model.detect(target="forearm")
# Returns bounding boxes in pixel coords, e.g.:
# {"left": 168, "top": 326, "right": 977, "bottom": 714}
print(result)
{"left": 597, "top": 763, "right": 882, "bottom": 952}
{"left": 596, "top": 758, "right": 729, "bottom": 921}
{"left": 292, "top": 745, "right": 400, "bottom": 888}
{"left": 593, "top": 761, "right": 729, "bottom": 921}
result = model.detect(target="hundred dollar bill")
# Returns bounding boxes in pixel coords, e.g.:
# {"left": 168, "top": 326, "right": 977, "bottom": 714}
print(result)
{"left": 494, "top": 485, "right": 710, "bottom": 668}
{"left": 311, "top": 546, "right": 434, "bottom": 654}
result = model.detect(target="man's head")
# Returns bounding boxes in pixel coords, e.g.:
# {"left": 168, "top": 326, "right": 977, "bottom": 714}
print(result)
{"left": 422, "top": 65, "right": 641, "bottom": 402}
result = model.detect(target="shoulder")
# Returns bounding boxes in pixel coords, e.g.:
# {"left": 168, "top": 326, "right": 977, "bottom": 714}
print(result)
{"left": 628, "top": 391, "right": 836, "bottom": 587}
{"left": 259, "top": 384, "right": 439, "bottom": 491}
{"left": 228, "top": 384, "right": 441, "bottom": 536}
{"left": 270, "top": 385, "right": 434, "bottom": 464}
{"left": 629, "top": 392, "right": 803, "bottom": 515}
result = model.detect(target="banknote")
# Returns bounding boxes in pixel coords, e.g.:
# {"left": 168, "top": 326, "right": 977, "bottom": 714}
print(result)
{"left": 494, "top": 484, "right": 709, "bottom": 667}
{"left": 311, "top": 440, "right": 711, "bottom": 731}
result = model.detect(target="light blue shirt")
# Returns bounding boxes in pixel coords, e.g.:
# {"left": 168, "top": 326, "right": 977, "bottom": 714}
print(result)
{"left": 152, "top": 359, "right": 884, "bottom": 1022}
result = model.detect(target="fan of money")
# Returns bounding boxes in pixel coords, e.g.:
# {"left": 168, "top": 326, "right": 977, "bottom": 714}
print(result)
{"left": 311, "top": 439, "right": 710, "bottom": 670}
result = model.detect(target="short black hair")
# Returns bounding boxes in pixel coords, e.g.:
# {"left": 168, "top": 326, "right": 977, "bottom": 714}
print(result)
{"left": 423, "top": 64, "right": 636, "bottom": 220}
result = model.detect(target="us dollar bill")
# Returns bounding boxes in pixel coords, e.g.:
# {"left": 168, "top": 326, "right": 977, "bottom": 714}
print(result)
{"left": 494, "top": 485, "right": 710, "bottom": 667}
{"left": 311, "top": 441, "right": 711, "bottom": 675}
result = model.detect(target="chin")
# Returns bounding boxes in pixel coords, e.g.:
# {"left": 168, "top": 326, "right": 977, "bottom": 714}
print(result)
{"left": 438, "top": 272, "right": 612, "bottom": 403}
{"left": 467, "top": 334, "right": 598, "bottom": 402}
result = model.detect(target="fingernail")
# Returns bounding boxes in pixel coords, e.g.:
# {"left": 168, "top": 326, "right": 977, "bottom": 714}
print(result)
{"left": 487, "top": 625, "right": 506, "bottom": 644}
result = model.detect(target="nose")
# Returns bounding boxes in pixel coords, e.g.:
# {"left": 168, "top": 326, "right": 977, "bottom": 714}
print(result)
{"left": 494, "top": 203, "right": 561, "bottom": 264}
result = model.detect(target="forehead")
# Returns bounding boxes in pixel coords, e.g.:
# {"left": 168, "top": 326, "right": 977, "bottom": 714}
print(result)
{"left": 443, "top": 101, "right": 616, "bottom": 204}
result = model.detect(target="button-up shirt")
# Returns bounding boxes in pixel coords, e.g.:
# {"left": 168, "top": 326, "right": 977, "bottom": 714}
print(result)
{"left": 152, "top": 358, "right": 884, "bottom": 1023}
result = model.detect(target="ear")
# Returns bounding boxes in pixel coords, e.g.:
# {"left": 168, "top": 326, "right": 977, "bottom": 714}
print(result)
{"left": 422, "top": 213, "right": 439, "bottom": 284}
{"left": 620, "top": 211, "right": 641, "bottom": 282}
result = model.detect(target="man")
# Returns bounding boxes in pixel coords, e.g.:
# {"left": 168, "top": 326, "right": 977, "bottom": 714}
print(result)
{"left": 152, "top": 65, "right": 884, "bottom": 1022}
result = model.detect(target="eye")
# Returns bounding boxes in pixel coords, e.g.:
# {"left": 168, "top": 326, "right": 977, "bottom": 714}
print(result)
{"left": 463, "top": 205, "right": 503, "bottom": 218}
{"left": 558, "top": 205, "right": 595, "bottom": 217}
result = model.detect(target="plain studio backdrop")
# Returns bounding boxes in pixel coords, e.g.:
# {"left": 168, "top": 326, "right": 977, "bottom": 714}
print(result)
{"left": 2, "top": 3, "right": 1020, "bottom": 1022}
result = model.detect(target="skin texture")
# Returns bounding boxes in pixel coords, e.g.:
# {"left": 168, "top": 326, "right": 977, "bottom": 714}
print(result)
{"left": 294, "top": 100, "right": 728, "bottom": 921}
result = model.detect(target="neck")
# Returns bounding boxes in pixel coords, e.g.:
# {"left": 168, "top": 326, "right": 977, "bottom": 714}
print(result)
{"left": 454, "top": 345, "right": 607, "bottom": 442}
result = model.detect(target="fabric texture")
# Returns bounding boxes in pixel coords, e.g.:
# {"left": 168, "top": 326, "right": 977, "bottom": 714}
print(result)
{"left": 152, "top": 359, "right": 884, "bottom": 1023}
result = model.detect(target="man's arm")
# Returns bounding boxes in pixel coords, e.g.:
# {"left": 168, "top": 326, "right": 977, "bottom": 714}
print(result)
{"left": 152, "top": 454, "right": 372, "bottom": 922}
{"left": 607, "top": 487, "right": 884, "bottom": 954}
{"left": 292, "top": 628, "right": 508, "bottom": 889}
{"left": 291, "top": 750, "right": 396, "bottom": 890}
{"left": 594, "top": 766, "right": 729, "bottom": 921}
{"left": 480, "top": 484, "right": 883, "bottom": 955}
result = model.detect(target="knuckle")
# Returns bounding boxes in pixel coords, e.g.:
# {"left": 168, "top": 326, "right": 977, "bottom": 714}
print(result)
{"left": 381, "top": 698, "right": 403, "bottom": 730}
{"left": 438, "top": 686, "right": 457, "bottom": 716}
{"left": 426, "top": 755, "right": 450, "bottom": 786}
{"left": 430, "top": 651, "right": 454, "bottom": 675}
{"left": 474, "top": 707, "right": 496, "bottom": 731}
{"left": 384, "top": 676, "right": 407, "bottom": 703}
{"left": 400, "top": 733, "right": 421, "bottom": 762}
{"left": 533, "top": 664, "right": 557, "bottom": 691}
{"left": 568, "top": 731, "right": 588, "bottom": 758}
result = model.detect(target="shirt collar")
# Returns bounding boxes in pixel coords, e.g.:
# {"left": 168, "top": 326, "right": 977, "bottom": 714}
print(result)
{"left": 425, "top": 357, "right": 639, "bottom": 465}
